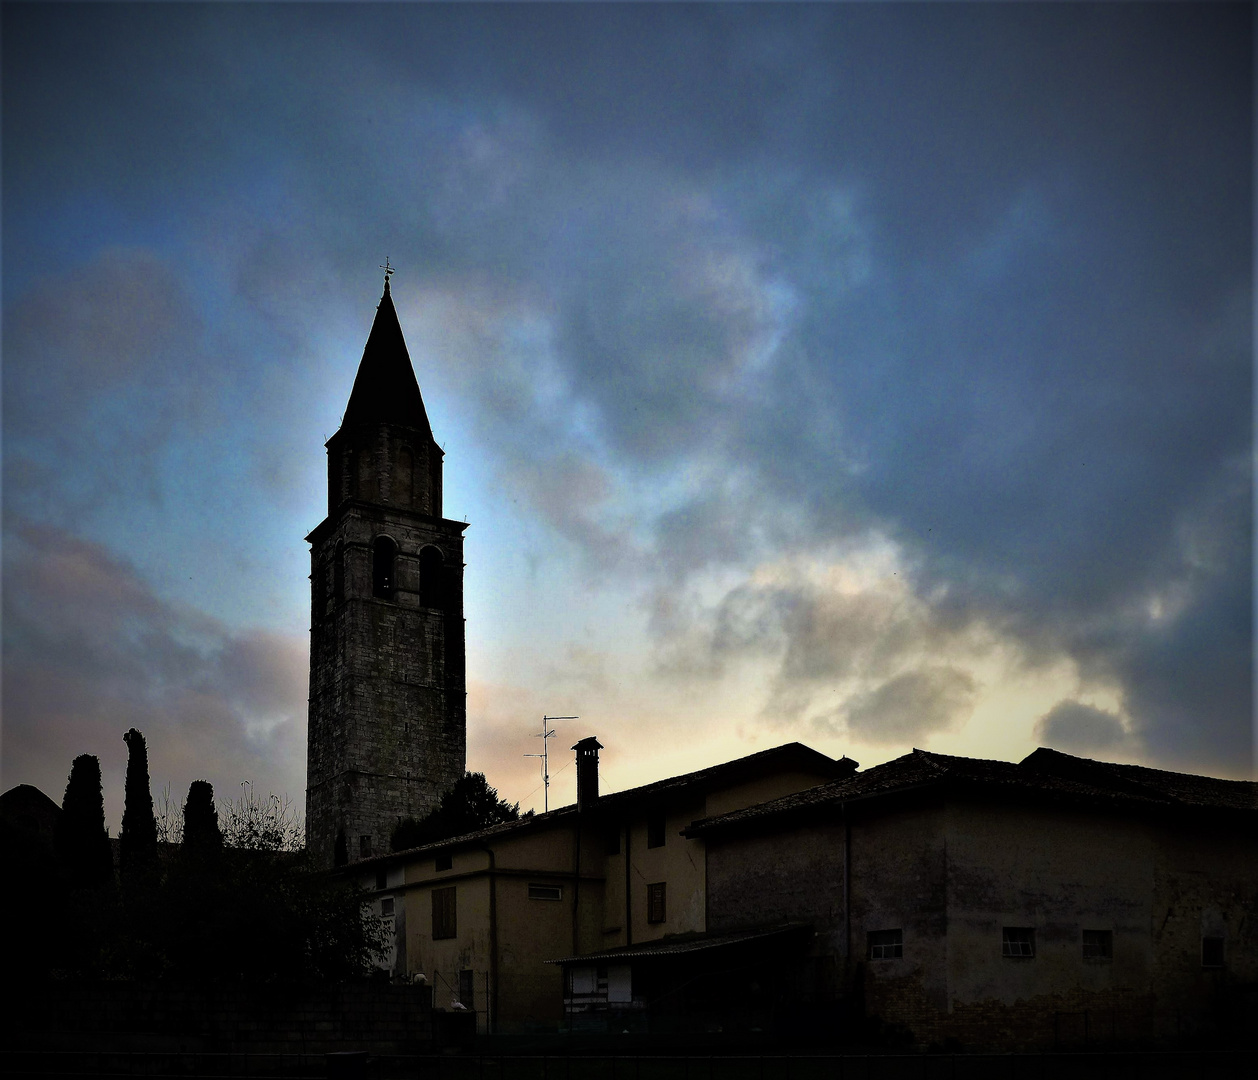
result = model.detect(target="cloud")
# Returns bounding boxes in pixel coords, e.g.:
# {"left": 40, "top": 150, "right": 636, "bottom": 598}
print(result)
{"left": 1, "top": 521, "right": 308, "bottom": 829}
{"left": 3, "top": 2, "right": 1251, "bottom": 786}
{"left": 3, "top": 248, "right": 211, "bottom": 515}
{"left": 1033, "top": 701, "right": 1131, "bottom": 756}
{"left": 839, "top": 667, "right": 978, "bottom": 745}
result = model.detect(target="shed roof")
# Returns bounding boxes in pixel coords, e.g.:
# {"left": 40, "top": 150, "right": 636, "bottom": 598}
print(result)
{"left": 547, "top": 922, "right": 812, "bottom": 966}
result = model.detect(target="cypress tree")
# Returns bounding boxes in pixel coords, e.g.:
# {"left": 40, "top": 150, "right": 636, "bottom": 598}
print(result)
{"left": 120, "top": 728, "right": 158, "bottom": 873}
{"left": 56, "top": 755, "right": 113, "bottom": 886}
{"left": 181, "top": 780, "right": 222, "bottom": 856}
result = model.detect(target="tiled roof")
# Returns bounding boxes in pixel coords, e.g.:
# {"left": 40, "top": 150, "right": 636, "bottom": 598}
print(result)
{"left": 686, "top": 747, "right": 1256, "bottom": 836}
{"left": 1021, "top": 747, "right": 1257, "bottom": 811}
{"left": 355, "top": 742, "right": 848, "bottom": 868}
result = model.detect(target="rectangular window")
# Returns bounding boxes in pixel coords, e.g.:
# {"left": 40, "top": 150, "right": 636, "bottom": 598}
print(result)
{"left": 458, "top": 969, "right": 474, "bottom": 1008}
{"left": 646, "top": 815, "right": 666, "bottom": 848}
{"left": 435, "top": 853, "right": 452, "bottom": 872}
{"left": 359, "top": 835, "right": 373, "bottom": 859}
{"left": 647, "top": 881, "right": 666, "bottom": 923}
{"left": 380, "top": 897, "right": 395, "bottom": 917}
{"left": 868, "top": 929, "right": 903, "bottom": 960}
{"left": 1202, "top": 936, "right": 1225, "bottom": 968}
{"left": 432, "top": 886, "right": 457, "bottom": 940}
{"left": 528, "top": 882, "right": 562, "bottom": 901}
{"left": 1082, "top": 929, "right": 1112, "bottom": 959}
{"left": 1002, "top": 927, "right": 1035, "bottom": 958}
{"left": 605, "top": 825, "right": 621, "bottom": 856}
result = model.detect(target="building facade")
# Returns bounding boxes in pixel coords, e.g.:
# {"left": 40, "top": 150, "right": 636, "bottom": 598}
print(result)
{"left": 689, "top": 748, "right": 1258, "bottom": 1048}
{"left": 347, "top": 741, "right": 851, "bottom": 1032}
{"left": 306, "top": 278, "right": 467, "bottom": 868}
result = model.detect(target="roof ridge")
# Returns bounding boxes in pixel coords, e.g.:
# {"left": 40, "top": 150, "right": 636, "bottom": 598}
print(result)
{"left": 913, "top": 748, "right": 951, "bottom": 774}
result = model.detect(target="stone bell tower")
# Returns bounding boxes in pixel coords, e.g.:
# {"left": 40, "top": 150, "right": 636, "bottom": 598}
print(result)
{"left": 306, "top": 271, "right": 467, "bottom": 867}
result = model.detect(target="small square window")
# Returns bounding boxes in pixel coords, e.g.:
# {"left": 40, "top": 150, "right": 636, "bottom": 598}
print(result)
{"left": 1082, "top": 929, "right": 1112, "bottom": 959}
{"left": 1202, "top": 937, "right": 1225, "bottom": 968}
{"left": 646, "top": 816, "right": 666, "bottom": 848}
{"left": 647, "top": 881, "right": 666, "bottom": 923}
{"left": 435, "top": 853, "right": 452, "bottom": 871}
{"left": 528, "top": 883, "right": 562, "bottom": 901}
{"left": 381, "top": 897, "right": 394, "bottom": 917}
{"left": 432, "top": 886, "right": 457, "bottom": 940}
{"left": 868, "top": 929, "right": 903, "bottom": 960}
{"left": 1002, "top": 927, "right": 1035, "bottom": 958}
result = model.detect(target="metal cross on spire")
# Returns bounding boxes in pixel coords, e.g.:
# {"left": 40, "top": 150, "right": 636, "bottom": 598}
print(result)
{"left": 379, "top": 257, "right": 395, "bottom": 287}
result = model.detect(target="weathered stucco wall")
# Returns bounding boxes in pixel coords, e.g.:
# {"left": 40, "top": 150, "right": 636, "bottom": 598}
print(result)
{"left": 849, "top": 800, "right": 950, "bottom": 1038}
{"left": 701, "top": 791, "right": 1256, "bottom": 1049}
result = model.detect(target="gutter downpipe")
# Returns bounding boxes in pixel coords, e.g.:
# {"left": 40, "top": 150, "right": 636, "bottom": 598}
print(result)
{"left": 478, "top": 844, "right": 498, "bottom": 1035}
{"left": 573, "top": 808, "right": 582, "bottom": 958}
{"left": 624, "top": 822, "right": 632, "bottom": 946}
{"left": 843, "top": 800, "right": 851, "bottom": 964}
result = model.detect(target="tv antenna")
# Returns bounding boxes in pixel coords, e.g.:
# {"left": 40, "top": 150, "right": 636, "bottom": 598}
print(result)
{"left": 525, "top": 715, "right": 578, "bottom": 813}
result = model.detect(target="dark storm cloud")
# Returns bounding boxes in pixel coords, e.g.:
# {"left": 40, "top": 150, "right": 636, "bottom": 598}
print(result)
{"left": 0, "top": 522, "right": 307, "bottom": 823}
{"left": 3, "top": 4, "right": 1251, "bottom": 773}
{"left": 3, "top": 249, "right": 210, "bottom": 515}
{"left": 1034, "top": 701, "right": 1130, "bottom": 756}
{"left": 838, "top": 668, "right": 978, "bottom": 746}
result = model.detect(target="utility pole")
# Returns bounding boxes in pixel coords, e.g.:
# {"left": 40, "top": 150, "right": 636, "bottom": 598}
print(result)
{"left": 524, "top": 715, "right": 578, "bottom": 813}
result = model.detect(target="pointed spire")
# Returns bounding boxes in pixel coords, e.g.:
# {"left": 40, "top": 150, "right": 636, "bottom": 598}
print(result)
{"left": 341, "top": 278, "right": 433, "bottom": 434}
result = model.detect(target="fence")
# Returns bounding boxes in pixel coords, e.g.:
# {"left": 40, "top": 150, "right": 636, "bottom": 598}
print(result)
{"left": 1, "top": 1049, "right": 1255, "bottom": 1079}
{"left": 430, "top": 970, "right": 493, "bottom": 1035}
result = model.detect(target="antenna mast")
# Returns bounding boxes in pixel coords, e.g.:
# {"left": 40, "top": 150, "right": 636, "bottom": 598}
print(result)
{"left": 524, "top": 714, "right": 578, "bottom": 813}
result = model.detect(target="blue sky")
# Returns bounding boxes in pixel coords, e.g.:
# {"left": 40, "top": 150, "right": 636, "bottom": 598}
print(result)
{"left": 3, "top": 3, "right": 1252, "bottom": 830}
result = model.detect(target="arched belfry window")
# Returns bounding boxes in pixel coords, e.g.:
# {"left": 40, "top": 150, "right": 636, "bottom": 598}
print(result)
{"left": 333, "top": 541, "right": 345, "bottom": 602}
{"left": 420, "top": 546, "right": 445, "bottom": 609}
{"left": 372, "top": 536, "right": 397, "bottom": 600}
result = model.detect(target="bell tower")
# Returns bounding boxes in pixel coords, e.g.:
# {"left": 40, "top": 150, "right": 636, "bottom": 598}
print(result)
{"left": 306, "top": 272, "right": 467, "bottom": 867}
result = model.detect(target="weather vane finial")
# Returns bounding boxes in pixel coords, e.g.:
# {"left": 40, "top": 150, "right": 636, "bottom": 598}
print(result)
{"left": 380, "top": 257, "right": 395, "bottom": 289}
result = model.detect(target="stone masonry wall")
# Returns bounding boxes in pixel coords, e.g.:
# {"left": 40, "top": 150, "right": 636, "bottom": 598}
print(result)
{"left": 307, "top": 492, "right": 466, "bottom": 867}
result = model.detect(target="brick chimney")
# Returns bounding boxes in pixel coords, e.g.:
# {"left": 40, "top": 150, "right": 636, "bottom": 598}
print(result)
{"left": 572, "top": 737, "right": 603, "bottom": 813}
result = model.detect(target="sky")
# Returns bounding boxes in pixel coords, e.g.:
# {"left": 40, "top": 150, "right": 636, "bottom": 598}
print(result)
{"left": 2, "top": 2, "right": 1252, "bottom": 832}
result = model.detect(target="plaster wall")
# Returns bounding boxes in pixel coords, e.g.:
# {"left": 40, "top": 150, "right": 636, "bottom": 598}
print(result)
{"left": 944, "top": 801, "right": 1153, "bottom": 1012}
{"left": 703, "top": 770, "right": 837, "bottom": 818}
{"left": 1148, "top": 818, "right": 1258, "bottom": 1011}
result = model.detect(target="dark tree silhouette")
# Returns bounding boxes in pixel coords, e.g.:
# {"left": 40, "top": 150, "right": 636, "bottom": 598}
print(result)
{"left": 120, "top": 728, "right": 158, "bottom": 874}
{"left": 392, "top": 772, "right": 519, "bottom": 850}
{"left": 181, "top": 780, "right": 222, "bottom": 857}
{"left": 56, "top": 754, "right": 113, "bottom": 886}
